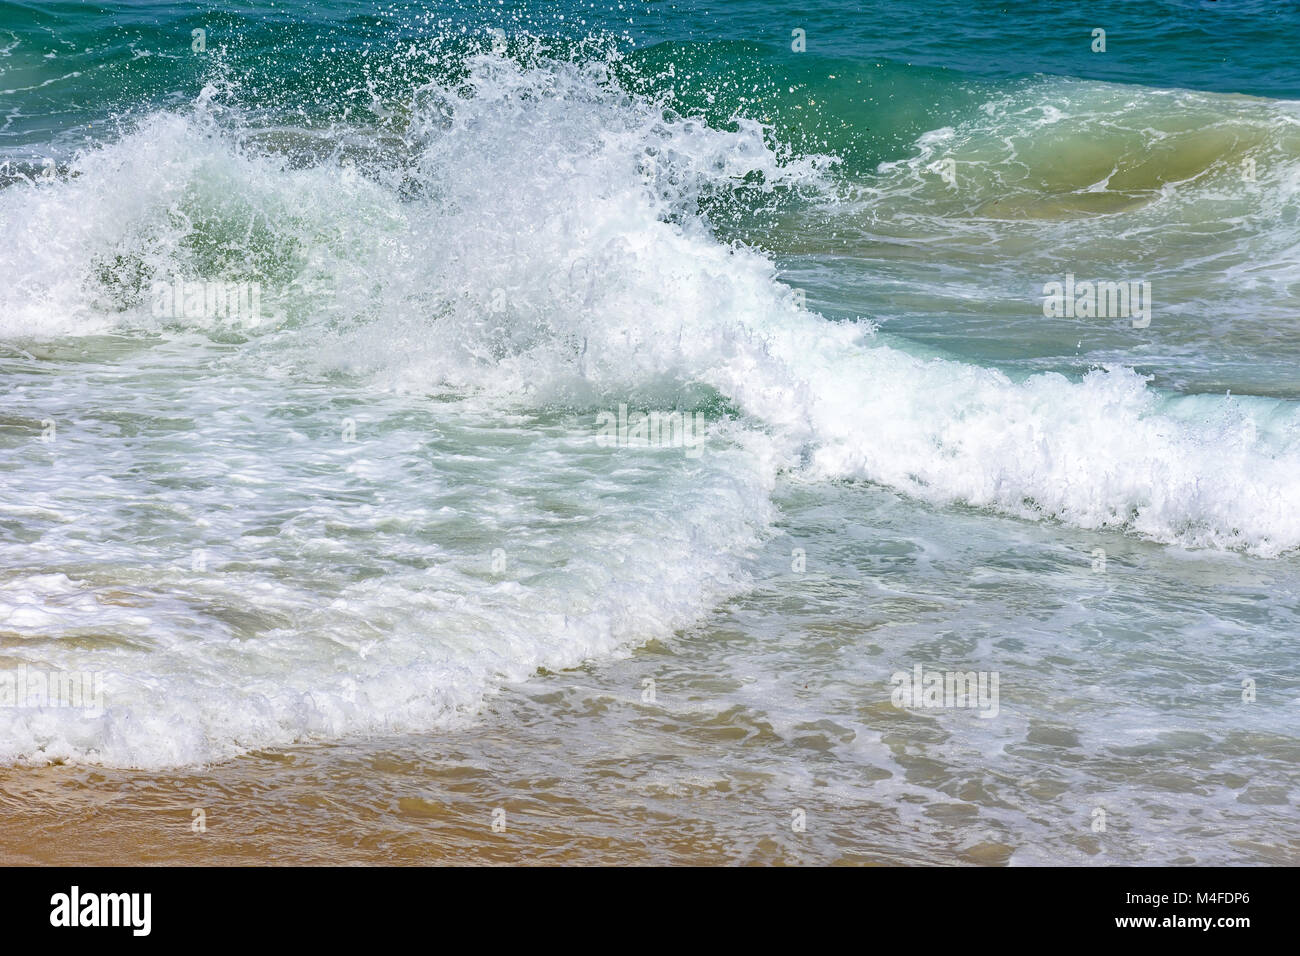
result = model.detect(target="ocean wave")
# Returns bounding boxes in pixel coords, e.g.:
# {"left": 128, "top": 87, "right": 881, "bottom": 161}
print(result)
{"left": 3, "top": 51, "right": 1300, "bottom": 767}
{"left": 4, "top": 56, "right": 1299, "bottom": 553}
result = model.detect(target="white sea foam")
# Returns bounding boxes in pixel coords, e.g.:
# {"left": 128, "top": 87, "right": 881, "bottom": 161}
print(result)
{"left": 2, "top": 55, "right": 1299, "bottom": 767}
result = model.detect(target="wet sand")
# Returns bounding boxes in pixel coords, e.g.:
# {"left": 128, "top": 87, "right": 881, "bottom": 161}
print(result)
{"left": 4, "top": 624, "right": 1295, "bottom": 867}
{"left": 0, "top": 649, "right": 994, "bottom": 866}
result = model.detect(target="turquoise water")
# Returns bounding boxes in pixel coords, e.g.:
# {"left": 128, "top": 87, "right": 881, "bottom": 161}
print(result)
{"left": 1, "top": 1, "right": 1298, "bottom": 863}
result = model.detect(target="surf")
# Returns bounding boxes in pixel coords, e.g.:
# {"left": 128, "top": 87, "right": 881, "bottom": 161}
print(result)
{"left": 3, "top": 44, "right": 1300, "bottom": 771}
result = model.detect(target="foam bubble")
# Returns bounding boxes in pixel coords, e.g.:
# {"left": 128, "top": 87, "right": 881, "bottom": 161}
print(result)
{"left": 3, "top": 53, "right": 1299, "bottom": 768}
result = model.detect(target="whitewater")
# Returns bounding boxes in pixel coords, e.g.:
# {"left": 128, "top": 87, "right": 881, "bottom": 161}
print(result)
{"left": 1, "top": 49, "right": 1298, "bottom": 769}
{"left": 1, "top": 4, "right": 1298, "bottom": 864}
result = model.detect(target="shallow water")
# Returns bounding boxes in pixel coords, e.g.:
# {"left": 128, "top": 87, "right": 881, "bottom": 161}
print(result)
{"left": 1, "top": 1, "right": 1298, "bottom": 864}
